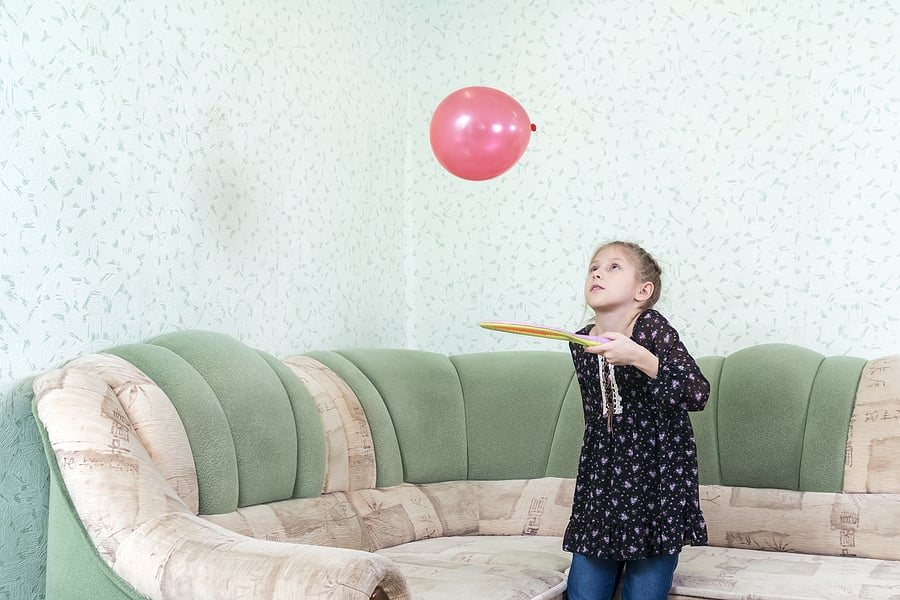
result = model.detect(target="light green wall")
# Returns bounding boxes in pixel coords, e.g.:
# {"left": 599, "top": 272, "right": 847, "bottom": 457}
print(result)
{"left": 3, "top": 1, "right": 900, "bottom": 598}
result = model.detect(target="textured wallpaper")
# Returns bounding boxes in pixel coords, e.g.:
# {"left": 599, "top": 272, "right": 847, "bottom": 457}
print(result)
{"left": 2, "top": 1, "right": 900, "bottom": 598}
{"left": 406, "top": 0, "right": 900, "bottom": 358}
{"left": 0, "top": 1, "right": 409, "bottom": 597}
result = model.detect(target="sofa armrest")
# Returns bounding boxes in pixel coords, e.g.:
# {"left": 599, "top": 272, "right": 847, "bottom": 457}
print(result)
{"left": 114, "top": 512, "right": 410, "bottom": 600}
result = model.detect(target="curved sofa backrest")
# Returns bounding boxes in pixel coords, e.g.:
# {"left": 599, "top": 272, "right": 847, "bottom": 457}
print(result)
{"left": 692, "top": 343, "right": 866, "bottom": 493}
{"left": 307, "top": 348, "right": 580, "bottom": 487}
{"left": 100, "top": 333, "right": 580, "bottom": 514}
{"left": 107, "top": 331, "right": 327, "bottom": 514}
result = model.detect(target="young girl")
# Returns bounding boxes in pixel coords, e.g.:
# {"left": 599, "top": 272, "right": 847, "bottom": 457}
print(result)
{"left": 565, "top": 241, "right": 710, "bottom": 600}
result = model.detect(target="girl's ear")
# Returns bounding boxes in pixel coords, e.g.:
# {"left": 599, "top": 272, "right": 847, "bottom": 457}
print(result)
{"left": 635, "top": 281, "right": 654, "bottom": 302}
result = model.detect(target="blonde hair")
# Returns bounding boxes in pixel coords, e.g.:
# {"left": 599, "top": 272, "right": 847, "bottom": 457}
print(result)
{"left": 589, "top": 240, "right": 662, "bottom": 309}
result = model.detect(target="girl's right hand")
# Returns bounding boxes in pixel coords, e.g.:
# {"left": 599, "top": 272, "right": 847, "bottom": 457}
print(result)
{"left": 587, "top": 333, "right": 659, "bottom": 378}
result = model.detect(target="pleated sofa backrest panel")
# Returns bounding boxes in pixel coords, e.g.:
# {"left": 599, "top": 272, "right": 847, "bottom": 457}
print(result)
{"left": 451, "top": 351, "right": 578, "bottom": 481}
{"left": 693, "top": 344, "right": 865, "bottom": 493}
{"left": 692, "top": 355, "right": 725, "bottom": 486}
{"left": 317, "top": 349, "right": 581, "bottom": 484}
{"left": 331, "top": 349, "right": 468, "bottom": 485}
{"left": 303, "top": 350, "right": 405, "bottom": 488}
{"left": 109, "top": 330, "right": 327, "bottom": 514}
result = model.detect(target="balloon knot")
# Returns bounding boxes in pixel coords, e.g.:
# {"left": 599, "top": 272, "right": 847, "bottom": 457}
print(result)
{"left": 531, "top": 123, "right": 537, "bottom": 132}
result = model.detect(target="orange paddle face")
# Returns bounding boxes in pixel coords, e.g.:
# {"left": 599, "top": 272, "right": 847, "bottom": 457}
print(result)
{"left": 479, "top": 320, "right": 609, "bottom": 346}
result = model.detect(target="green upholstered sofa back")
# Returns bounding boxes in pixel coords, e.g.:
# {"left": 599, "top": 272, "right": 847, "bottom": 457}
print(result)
{"left": 105, "top": 332, "right": 582, "bottom": 515}
{"left": 107, "top": 331, "right": 328, "bottom": 514}
{"left": 307, "top": 349, "right": 582, "bottom": 486}
{"left": 692, "top": 343, "right": 866, "bottom": 493}
{"left": 102, "top": 331, "right": 865, "bottom": 517}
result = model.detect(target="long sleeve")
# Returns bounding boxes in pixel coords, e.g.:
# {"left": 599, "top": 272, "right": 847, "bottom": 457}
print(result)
{"left": 636, "top": 311, "right": 710, "bottom": 413}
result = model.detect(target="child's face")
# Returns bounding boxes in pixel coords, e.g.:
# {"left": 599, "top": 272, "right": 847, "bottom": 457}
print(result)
{"left": 584, "top": 246, "right": 647, "bottom": 312}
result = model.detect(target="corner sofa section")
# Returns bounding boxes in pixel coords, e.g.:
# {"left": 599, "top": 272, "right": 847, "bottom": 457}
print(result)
{"left": 33, "top": 331, "right": 582, "bottom": 600}
{"left": 674, "top": 345, "right": 900, "bottom": 598}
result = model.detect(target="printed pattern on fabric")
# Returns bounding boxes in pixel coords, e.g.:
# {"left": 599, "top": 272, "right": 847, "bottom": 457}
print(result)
{"left": 475, "top": 478, "right": 574, "bottom": 537}
{"left": 201, "top": 493, "right": 371, "bottom": 551}
{"left": 377, "top": 535, "right": 571, "bottom": 573}
{"left": 346, "top": 482, "right": 479, "bottom": 551}
{"left": 565, "top": 309, "right": 710, "bottom": 560}
{"left": 283, "top": 355, "right": 376, "bottom": 493}
{"left": 66, "top": 353, "right": 200, "bottom": 514}
{"left": 699, "top": 484, "right": 900, "bottom": 561}
{"left": 373, "top": 553, "right": 566, "bottom": 600}
{"left": 34, "top": 364, "right": 193, "bottom": 565}
{"left": 844, "top": 354, "right": 900, "bottom": 494}
{"left": 115, "top": 512, "right": 412, "bottom": 600}
{"left": 673, "top": 545, "right": 900, "bottom": 599}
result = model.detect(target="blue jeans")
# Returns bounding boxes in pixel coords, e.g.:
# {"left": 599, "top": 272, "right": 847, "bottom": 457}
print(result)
{"left": 566, "top": 551, "right": 679, "bottom": 600}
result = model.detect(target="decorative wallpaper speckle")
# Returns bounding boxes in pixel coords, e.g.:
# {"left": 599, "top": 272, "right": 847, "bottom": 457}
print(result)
{"left": 2, "top": 1, "right": 899, "bottom": 598}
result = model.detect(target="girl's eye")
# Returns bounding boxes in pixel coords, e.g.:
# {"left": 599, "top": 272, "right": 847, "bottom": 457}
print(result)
{"left": 610, "top": 263, "right": 620, "bottom": 270}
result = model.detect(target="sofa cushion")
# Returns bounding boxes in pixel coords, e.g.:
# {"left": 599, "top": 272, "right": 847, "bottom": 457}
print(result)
{"left": 66, "top": 353, "right": 199, "bottom": 513}
{"left": 347, "top": 482, "right": 479, "bottom": 551}
{"left": 475, "top": 478, "right": 574, "bottom": 537}
{"left": 34, "top": 362, "right": 191, "bottom": 564}
{"left": 800, "top": 355, "right": 869, "bottom": 490}
{"left": 111, "top": 331, "right": 330, "bottom": 512}
{"left": 692, "top": 356, "right": 724, "bottom": 486}
{"left": 379, "top": 536, "right": 568, "bottom": 600}
{"left": 378, "top": 535, "right": 570, "bottom": 572}
{"left": 116, "top": 513, "right": 411, "bottom": 600}
{"left": 148, "top": 331, "right": 300, "bottom": 508}
{"left": 379, "top": 540, "right": 566, "bottom": 600}
{"left": 107, "top": 342, "right": 240, "bottom": 514}
{"left": 673, "top": 545, "right": 900, "bottom": 599}
{"left": 700, "top": 485, "right": 900, "bottom": 561}
{"left": 201, "top": 493, "right": 371, "bottom": 550}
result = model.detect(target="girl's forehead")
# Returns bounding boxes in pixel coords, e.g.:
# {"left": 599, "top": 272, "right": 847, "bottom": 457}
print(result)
{"left": 591, "top": 246, "right": 633, "bottom": 263}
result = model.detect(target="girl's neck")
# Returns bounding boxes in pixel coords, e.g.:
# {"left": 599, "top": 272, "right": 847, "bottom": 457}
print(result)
{"left": 592, "top": 307, "right": 645, "bottom": 337}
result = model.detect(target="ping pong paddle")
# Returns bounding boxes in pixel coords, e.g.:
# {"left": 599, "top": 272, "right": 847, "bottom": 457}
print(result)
{"left": 479, "top": 320, "right": 609, "bottom": 346}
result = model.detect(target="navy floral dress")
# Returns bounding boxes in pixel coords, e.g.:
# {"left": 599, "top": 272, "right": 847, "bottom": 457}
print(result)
{"left": 564, "top": 309, "right": 710, "bottom": 560}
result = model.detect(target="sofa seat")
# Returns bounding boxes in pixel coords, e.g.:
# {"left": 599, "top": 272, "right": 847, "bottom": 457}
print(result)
{"left": 378, "top": 536, "right": 569, "bottom": 600}
{"left": 671, "top": 545, "right": 900, "bottom": 599}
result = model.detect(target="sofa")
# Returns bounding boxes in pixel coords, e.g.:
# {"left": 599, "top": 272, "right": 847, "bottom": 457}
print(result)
{"left": 32, "top": 330, "right": 900, "bottom": 599}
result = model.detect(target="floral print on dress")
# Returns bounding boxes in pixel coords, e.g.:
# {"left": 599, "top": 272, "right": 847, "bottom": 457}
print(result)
{"left": 564, "top": 309, "right": 710, "bottom": 560}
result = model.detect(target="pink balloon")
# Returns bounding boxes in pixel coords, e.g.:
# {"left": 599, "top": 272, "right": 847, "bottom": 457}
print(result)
{"left": 430, "top": 87, "right": 533, "bottom": 181}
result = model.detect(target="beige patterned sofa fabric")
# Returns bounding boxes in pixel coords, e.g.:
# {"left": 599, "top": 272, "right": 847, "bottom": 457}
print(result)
{"left": 700, "top": 485, "right": 900, "bottom": 561}
{"left": 201, "top": 493, "right": 372, "bottom": 550}
{"left": 347, "top": 482, "right": 480, "bottom": 551}
{"left": 672, "top": 545, "right": 900, "bottom": 599}
{"left": 35, "top": 360, "right": 194, "bottom": 564}
{"left": 115, "top": 512, "right": 411, "bottom": 600}
{"left": 475, "top": 478, "right": 574, "bottom": 538}
{"left": 283, "top": 355, "right": 377, "bottom": 494}
{"left": 844, "top": 355, "right": 900, "bottom": 494}
{"left": 66, "top": 353, "right": 200, "bottom": 513}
